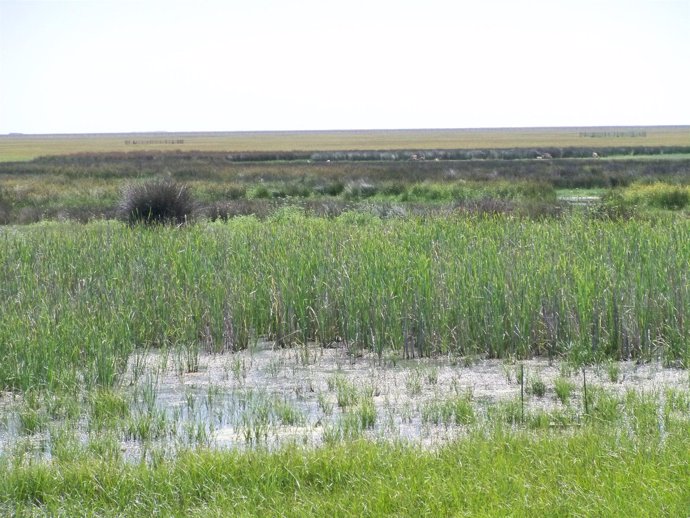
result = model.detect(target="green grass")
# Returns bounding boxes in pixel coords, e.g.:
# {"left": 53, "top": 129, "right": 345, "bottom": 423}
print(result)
{"left": 2, "top": 214, "right": 690, "bottom": 392}
{"left": 2, "top": 422, "right": 688, "bottom": 517}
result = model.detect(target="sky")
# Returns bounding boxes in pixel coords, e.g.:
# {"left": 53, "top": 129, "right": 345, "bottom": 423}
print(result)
{"left": 0, "top": 0, "right": 688, "bottom": 134}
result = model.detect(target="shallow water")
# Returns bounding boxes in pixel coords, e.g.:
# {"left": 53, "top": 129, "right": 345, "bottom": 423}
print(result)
{"left": 1, "top": 343, "right": 688, "bottom": 460}
{"left": 126, "top": 344, "right": 689, "bottom": 449}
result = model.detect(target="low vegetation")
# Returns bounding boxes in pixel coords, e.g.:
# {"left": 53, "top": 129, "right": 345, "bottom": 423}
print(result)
{"left": 1, "top": 151, "right": 690, "bottom": 223}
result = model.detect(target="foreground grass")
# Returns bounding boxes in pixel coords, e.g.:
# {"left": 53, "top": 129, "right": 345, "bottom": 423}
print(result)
{"left": 2, "top": 425, "right": 688, "bottom": 517}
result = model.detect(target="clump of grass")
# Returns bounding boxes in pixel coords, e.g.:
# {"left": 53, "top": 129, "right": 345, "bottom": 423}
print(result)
{"left": 118, "top": 178, "right": 194, "bottom": 225}
{"left": 531, "top": 377, "right": 547, "bottom": 398}
{"left": 328, "top": 374, "right": 359, "bottom": 408}
{"left": 554, "top": 377, "right": 575, "bottom": 405}
{"left": 422, "top": 395, "right": 475, "bottom": 426}
{"left": 89, "top": 389, "right": 129, "bottom": 430}
{"left": 606, "top": 361, "right": 621, "bottom": 383}
{"left": 490, "top": 398, "right": 523, "bottom": 425}
{"left": 405, "top": 370, "right": 422, "bottom": 396}
{"left": 588, "top": 387, "right": 622, "bottom": 423}
{"left": 425, "top": 367, "right": 439, "bottom": 385}
{"left": 317, "top": 392, "right": 333, "bottom": 416}
{"left": 357, "top": 397, "right": 376, "bottom": 429}
{"left": 323, "top": 412, "right": 365, "bottom": 444}
{"left": 273, "top": 398, "right": 304, "bottom": 426}
{"left": 527, "top": 408, "right": 575, "bottom": 430}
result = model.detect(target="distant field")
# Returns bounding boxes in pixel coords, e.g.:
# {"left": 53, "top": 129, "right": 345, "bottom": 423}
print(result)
{"left": 1, "top": 126, "right": 689, "bottom": 161}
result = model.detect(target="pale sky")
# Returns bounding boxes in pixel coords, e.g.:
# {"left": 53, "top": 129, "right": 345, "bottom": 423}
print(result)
{"left": 1, "top": 0, "right": 688, "bottom": 134}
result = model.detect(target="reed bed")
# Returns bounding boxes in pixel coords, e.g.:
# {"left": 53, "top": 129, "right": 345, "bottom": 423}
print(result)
{"left": 2, "top": 213, "right": 689, "bottom": 392}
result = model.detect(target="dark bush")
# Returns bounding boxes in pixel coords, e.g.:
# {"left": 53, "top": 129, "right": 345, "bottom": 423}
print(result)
{"left": 224, "top": 185, "right": 247, "bottom": 200}
{"left": 248, "top": 185, "right": 271, "bottom": 199}
{"left": 316, "top": 181, "right": 345, "bottom": 197}
{"left": 119, "top": 178, "right": 194, "bottom": 225}
{"left": 654, "top": 187, "right": 689, "bottom": 210}
{"left": 593, "top": 191, "right": 636, "bottom": 220}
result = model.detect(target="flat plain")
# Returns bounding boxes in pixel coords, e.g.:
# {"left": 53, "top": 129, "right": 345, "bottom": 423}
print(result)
{"left": 2, "top": 125, "right": 690, "bottom": 161}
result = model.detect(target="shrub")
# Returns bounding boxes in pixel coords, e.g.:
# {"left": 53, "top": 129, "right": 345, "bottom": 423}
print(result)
{"left": 320, "top": 181, "right": 345, "bottom": 197}
{"left": 224, "top": 185, "right": 247, "bottom": 200}
{"left": 248, "top": 185, "right": 271, "bottom": 199}
{"left": 344, "top": 181, "right": 378, "bottom": 200}
{"left": 0, "top": 192, "right": 10, "bottom": 224}
{"left": 656, "top": 187, "right": 689, "bottom": 210}
{"left": 594, "top": 191, "right": 636, "bottom": 220}
{"left": 119, "top": 178, "right": 194, "bottom": 225}
{"left": 622, "top": 183, "right": 690, "bottom": 210}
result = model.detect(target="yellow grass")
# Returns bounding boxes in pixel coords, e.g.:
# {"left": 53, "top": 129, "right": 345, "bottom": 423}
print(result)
{"left": 1, "top": 126, "right": 689, "bottom": 162}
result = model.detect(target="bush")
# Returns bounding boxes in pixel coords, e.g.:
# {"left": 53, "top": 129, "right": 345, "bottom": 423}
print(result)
{"left": 344, "top": 181, "right": 378, "bottom": 200}
{"left": 621, "top": 183, "right": 689, "bottom": 211}
{"left": 119, "top": 178, "right": 194, "bottom": 225}
{"left": 594, "top": 191, "right": 636, "bottom": 220}
{"left": 248, "top": 185, "right": 270, "bottom": 199}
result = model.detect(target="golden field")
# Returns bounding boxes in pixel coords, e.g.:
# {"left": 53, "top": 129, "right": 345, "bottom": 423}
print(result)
{"left": 1, "top": 126, "right": 689, "bottom": 161}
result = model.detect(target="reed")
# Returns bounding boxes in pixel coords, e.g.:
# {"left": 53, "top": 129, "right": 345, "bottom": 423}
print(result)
{"left": 2, "top": 213, "right": 689, "bottom": 393}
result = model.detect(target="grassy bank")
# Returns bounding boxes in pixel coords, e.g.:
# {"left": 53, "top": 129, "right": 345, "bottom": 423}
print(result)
{"left": 3, "top": 420, "right": 689, "bottom": 517}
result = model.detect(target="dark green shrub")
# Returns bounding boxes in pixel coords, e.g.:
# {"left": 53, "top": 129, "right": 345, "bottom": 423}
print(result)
{"left": 224, "top": 185, "right": 247, "bottom": 200}
{"left": 531, "top": 378, "right": 547, "bottom": 397}
{"left": 380, "top": 182, "right": 407, "bottom": 197}
{"left": 594, "top": 191, "right": 636, "bottom": 220}
{"left": 0, "top": 188, "right": 10, "bottom": 224}
{"left": 653, "top": 187, "right": 689, "bottom": 210}
{"left": 284, "top": 183, "right": 312, "bottom": 198}
{"left": 119, "top": 178, "right": 194, "bottom": 225}
{"left": 344, "top": 181, "right": 378, "bottom": 200}
{"left": 248, "top": 185, "right": 271, "bottom": 199}
{"left": 317, "top": 182, "right": 345, "bottom": 197}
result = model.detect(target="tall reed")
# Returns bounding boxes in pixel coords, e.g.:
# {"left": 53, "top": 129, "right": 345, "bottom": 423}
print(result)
{"left": 2, "top": 214, "right": 689, "bottom": 392}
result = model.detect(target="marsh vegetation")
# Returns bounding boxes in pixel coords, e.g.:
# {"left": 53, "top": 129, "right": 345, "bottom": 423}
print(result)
{"left": 2, "top": 134, "right": 690, "bottom": 515}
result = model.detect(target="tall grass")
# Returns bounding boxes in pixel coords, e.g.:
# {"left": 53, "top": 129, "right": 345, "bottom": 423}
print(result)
{"left": 2, "top": 214, "right": 690, "bottom": 391}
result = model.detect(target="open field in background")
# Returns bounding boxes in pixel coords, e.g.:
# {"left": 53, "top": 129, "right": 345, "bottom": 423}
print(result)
{"left": 1, "top": 125, "right": 690, "bottom": 161}
{"left": 2, "top": 128, "right": 690, "bottom": 515}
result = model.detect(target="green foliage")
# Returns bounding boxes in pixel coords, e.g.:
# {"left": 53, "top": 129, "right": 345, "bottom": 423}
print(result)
{"left": 3, "top": 216, "right": 690, "bottom": 392}
{"left": 2, "top": 426, "right": 690, "bottom": 517}
{"left": 623, "top": 182, "right": 690, "bottom": 210}
{"left": 595, "top": 190, "right": 636, "bottom": 219}
{"left": 555, "top": 377, "right": 575, "bottom": 405}
{"left": 421, "top": 395, "right": 475, "bottom": 426}
{"left": 531, "top": 378, "right": 547, "bottom": 398}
